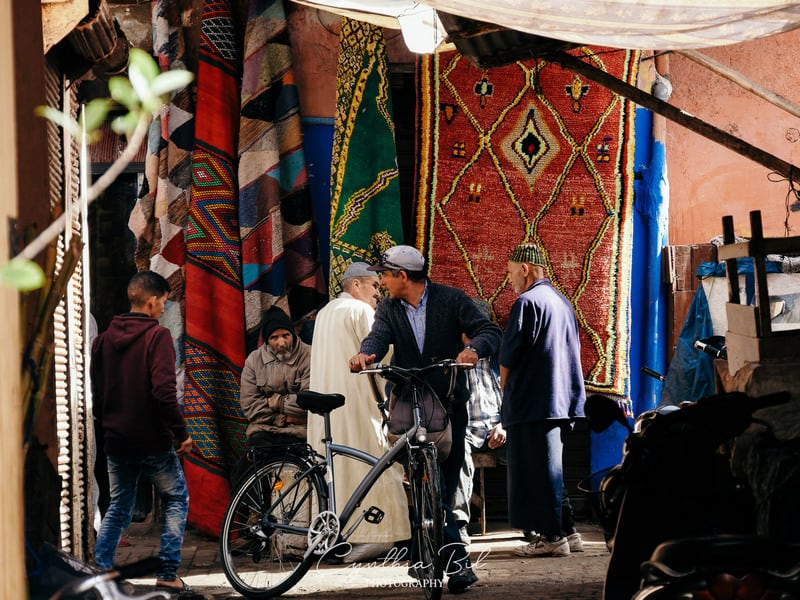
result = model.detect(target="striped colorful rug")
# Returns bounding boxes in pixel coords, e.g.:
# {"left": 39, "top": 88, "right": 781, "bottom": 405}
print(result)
{"left": 129, "top": 0, "right": 325, "bottom": 536}
{"left": 415, "top": 48, "right": 640, "bottom": 395}
{"left": 129, "top": 0, "right": 196, "bottom": 370}
{"left": 238, "top": 0, "right": 325, "bottom": 326}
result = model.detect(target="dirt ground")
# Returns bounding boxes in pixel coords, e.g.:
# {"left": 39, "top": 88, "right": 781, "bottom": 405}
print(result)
{"left": 118, "top": 519, "right": 610, "bottom": 599}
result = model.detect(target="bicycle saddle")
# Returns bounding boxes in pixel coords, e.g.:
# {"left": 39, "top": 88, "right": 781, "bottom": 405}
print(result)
{"left": 297, "top": 390, "right": 345, "bottom": 414}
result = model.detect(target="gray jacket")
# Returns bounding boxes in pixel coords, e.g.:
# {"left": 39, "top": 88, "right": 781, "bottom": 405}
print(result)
{"left": 240, "top": 339, "right": 311, "bottom": 439}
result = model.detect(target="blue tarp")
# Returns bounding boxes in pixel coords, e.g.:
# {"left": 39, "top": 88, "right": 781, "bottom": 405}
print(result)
{"left": 660, "top": 259, "right": 782, "bottom": 406}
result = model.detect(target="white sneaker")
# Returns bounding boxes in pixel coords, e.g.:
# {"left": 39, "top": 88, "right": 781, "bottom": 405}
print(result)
{"left": 566, "top": 532, "right": 584, "bottom": 552}
{"left": 458, "top": 525, "right": 471, "bottom": 546}
{"left": 514, "top": 536, "right": 570, "bottom": 557}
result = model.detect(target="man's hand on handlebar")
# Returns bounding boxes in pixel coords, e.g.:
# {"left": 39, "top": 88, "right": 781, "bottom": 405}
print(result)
{"left": 349, "top": 352, "right": 376, "bottom": 372}
{"left": 455, "top": 346, "right": 479, "bottom": 367}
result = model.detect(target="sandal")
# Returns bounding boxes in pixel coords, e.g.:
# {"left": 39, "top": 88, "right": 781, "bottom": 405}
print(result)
{"left": 154, "top": 578, "right": 192, "bottom": 593}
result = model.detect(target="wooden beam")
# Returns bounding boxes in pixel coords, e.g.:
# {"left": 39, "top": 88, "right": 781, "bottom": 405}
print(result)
{"left": 552, "top": 51, "right": 800, "bottom": 182}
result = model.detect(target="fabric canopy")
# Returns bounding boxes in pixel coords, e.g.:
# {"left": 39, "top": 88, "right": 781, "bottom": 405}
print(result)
{"left": 291, "top": 0, "right": 800, "bottom": 50}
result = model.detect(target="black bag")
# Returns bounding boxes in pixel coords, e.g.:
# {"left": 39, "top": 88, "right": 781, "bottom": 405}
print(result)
{"left": 386, "top": 383, "right": 452, "bottom": 461}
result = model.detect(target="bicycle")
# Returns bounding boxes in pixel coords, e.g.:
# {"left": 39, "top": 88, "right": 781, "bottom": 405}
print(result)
{"left": 219, "top": 358, "right": 468, "bottom": 600}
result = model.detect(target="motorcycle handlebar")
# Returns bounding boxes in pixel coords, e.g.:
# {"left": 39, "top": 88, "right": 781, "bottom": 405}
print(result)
{"left": 639, "top": 391, "right": 790, "bottom": 445}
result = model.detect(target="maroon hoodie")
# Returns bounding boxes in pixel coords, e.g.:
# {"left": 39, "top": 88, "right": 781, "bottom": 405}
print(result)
{"left": 91, "top": 313, "right": 188, "bottom": 456}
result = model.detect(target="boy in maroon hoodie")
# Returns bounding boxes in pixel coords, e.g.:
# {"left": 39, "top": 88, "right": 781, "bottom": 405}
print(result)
{"left": 91, "top": 271, "right": 193, "bottom": 592}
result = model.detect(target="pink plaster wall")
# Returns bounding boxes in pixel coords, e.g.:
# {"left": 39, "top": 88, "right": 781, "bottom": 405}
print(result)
{"left": 287, "top": 5, "right": 415, "bottom": 119}
{"left": 665, "top": 29, "right": 800, "bottom": 244}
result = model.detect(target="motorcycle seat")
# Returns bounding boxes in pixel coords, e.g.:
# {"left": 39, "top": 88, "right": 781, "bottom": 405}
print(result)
{"left": 641, "top": 535, "right": 800, "bottom": 582}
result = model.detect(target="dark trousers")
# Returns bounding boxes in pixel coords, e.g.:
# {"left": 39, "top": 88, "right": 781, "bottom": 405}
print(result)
{"left": 507, "top": 421, "right": 576, "bottom": 539}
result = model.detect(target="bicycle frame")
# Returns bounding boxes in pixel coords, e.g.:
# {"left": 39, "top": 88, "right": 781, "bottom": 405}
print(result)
{"left": 259, "top": 397, "right": 427, "bottom": 557}
{"left": 325, "top": 423, "right": 422, "bottom": 541}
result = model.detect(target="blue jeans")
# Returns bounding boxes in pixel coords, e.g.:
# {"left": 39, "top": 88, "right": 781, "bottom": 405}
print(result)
{"left": 95, "top": 449, "right": 189, "bottom": 581}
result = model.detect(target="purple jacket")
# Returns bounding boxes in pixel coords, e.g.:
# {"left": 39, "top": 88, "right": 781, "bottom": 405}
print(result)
{"left": 500, "top": 279, "right": 586, "bottom": 426}
{"left": 91, "top": 313, "right": 188, "bottom": 456}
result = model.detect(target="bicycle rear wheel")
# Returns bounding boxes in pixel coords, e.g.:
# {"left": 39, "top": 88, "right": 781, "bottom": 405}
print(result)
{"left": 409, "top": 445, "right": 443, "bottom": 600}
{"left": 220, "top": 454, "right": 327, "bottom": 598}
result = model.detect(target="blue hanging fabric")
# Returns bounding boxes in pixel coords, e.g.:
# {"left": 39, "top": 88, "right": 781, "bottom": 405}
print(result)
{"left": 660, "top": 285, "right": 715, "bottom": 406}
{"left": 629, "top": 108, "right": 669, "bottom": 417}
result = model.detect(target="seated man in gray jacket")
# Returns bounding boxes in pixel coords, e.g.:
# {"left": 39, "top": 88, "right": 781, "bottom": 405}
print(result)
{"left": 240, "top": 306, "right": 311, "bottom": 446}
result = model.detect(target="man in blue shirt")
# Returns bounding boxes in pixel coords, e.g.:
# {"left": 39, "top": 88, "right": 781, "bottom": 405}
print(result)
{"left": 500, "top": 243, "right": 586, "bottom": 557}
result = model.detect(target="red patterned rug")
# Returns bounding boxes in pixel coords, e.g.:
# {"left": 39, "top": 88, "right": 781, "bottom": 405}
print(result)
{"left": 415, "top": 48, "right": 640, "bottom": 395}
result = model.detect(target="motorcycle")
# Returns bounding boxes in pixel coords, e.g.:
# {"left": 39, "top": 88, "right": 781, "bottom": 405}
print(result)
{"left": 585, "top": 389, "right": 800, "bottom": 599}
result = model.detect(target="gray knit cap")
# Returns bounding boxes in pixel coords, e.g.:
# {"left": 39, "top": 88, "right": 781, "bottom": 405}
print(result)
{"left": 509, "top": 242, "right": 547, "bottom": 266}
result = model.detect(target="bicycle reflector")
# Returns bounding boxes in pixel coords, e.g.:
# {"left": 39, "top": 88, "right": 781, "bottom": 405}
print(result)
{"left": 417, "top": 426, "right": 428, "bottom": 442}
{"left": 272, "top": 479, "right": 284, "bottom": 492}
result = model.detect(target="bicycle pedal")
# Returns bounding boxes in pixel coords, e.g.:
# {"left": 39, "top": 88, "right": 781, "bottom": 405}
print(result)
{"left": 364, "top": 506, "right": 385, "bottom": 524}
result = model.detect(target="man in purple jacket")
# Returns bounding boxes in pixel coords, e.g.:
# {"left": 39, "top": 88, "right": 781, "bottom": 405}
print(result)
{"left": 91, "top": 271, "right": 193, "bottom": 592}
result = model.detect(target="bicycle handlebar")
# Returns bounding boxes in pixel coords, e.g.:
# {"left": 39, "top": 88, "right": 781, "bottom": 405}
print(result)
{"left": 359, "top": 358, "right": 472, "bottom": 378}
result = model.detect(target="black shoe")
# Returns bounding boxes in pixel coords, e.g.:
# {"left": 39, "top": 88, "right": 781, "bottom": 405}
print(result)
{"left": 448, "top": 565, "right": 478, "bottom": 594}
{"left": 523, "top": 530, "right": 539, "bottom": 542}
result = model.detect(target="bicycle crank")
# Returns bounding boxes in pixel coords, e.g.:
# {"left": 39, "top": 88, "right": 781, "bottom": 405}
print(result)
{"left": 307, "top": 510, "right": 340, "bottom": 555}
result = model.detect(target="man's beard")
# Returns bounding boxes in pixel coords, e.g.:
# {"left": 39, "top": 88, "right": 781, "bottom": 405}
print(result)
{"left": 270, "top": 343, "right": 294, "bottom": 362}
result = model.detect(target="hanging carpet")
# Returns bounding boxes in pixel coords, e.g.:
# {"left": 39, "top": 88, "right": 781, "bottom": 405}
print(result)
{"left": 415, "top": 48, "right": 639, "bottom": 395}
{"left": 183, "top": 0, "right": 246, "bottom": 537}
{"left": 238, "top": 0, "right": 325, "bottom": 327}
{"left": 328, "top": 18, "right": 404, "bottom": 297}
{"left": 129, "top": 0, "right": 197, "bottom": 386}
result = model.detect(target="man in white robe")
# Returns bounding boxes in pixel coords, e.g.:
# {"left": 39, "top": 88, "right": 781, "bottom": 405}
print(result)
{"left": 308, "top": 262, "right": 411, "bottom": 562}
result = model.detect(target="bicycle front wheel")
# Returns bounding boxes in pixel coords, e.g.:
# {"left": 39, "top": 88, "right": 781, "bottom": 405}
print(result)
{"left": 409, "top": 445, "right": 444, "bottom": 600}
{"left": 220, "top": 454, "right": 327, "bottom": 598}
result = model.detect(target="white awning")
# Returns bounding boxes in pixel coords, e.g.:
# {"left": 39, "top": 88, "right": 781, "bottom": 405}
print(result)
{"left": 292, "top": 0, "right": 800, "bottom": 50}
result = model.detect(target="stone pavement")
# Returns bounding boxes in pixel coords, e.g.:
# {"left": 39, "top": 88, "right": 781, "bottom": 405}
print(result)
{"left": 116, "top": 519, "right": 610, "bottom": 599}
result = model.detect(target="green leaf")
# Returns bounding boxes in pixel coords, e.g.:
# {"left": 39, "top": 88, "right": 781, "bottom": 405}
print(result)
{"left": 0, "top": 259, "right": 45, "bottom": 291}
{"left": 128, "top": 48, "right": 160, "bottom": 84}
{"left": 108, "top": 77, "right": 139, "bottom": 111}
{"left": 111, "top": 111, "right": 141, "bottom": 136}
{"left": 34, "top": 105, "right": 81, "bottom": 138}
{"left": 128, "top": 51, "right": 157, "bottom": 107}
{"left": 80, "top": 98, "right": 113, "bottom": 133}
{"left": 150, "top": 70, "right": 194, "bottom": 98}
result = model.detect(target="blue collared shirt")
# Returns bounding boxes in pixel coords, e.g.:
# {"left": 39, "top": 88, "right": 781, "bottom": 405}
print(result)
{"left": 401, "top": 280, "right": 429, "bottom": 353}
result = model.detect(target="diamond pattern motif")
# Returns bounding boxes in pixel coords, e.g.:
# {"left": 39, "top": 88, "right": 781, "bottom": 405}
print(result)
{"left": 416, "top": 49, "right": 640, "bottom": 394}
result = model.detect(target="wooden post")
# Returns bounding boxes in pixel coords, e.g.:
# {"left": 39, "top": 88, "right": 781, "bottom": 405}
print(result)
{"left": 749, "top": 211, "right": 772, "bottom": 337}
{"left": 678, "top": 49, "right": 800, "bottom": 121}
{"left": 0, "top": 0, "right": 25, "bottom": 594}
{"left": 722, "top": 215, "right": 740, "bottom": 305}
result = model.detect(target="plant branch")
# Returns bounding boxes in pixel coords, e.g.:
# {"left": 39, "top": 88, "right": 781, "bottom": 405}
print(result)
{"left": 13, "top": 113, "right": 151, "bottom": 262}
